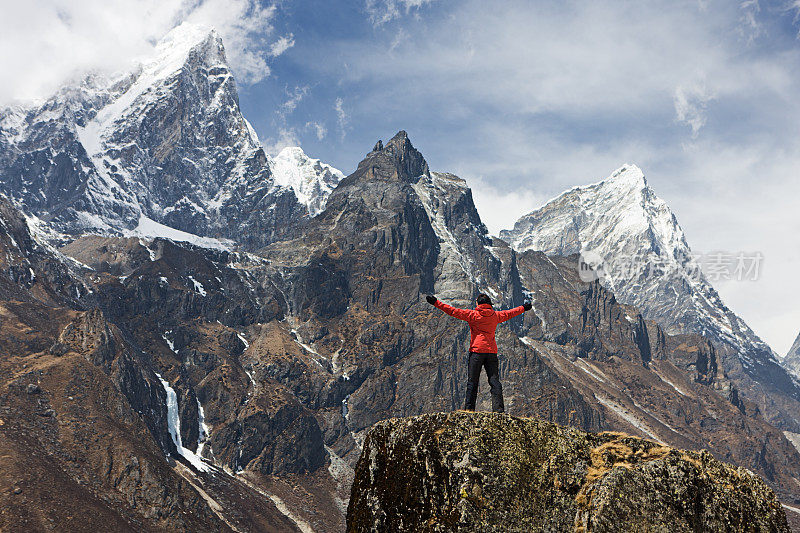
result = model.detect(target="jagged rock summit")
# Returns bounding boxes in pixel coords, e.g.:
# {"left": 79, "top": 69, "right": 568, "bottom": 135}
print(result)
{"left": 344, "top": 130, "right": 430, "bottom": 185}
{"left": 347, "top": 412, "right": 789, "bottom": 532}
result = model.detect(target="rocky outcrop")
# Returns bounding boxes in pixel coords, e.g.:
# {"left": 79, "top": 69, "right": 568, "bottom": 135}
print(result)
{"left": 347, "top": 412, "right": 789, "bottom": 532}
{"left": 0, "top": 194, "right": 89, "bottom": 303}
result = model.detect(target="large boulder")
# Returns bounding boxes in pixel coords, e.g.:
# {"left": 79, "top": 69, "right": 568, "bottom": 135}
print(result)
{"left": 347, "top": 412, "right": 789, "bottom": 532}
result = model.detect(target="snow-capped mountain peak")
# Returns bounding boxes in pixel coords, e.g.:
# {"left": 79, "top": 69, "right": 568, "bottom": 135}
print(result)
{"left": 501, "top": 164, "right": 800, "bottom": 429}
{"left": 501, "top": 164, "right": 679, "bottom": 259}
{"left": 579, "top": 163, "right": 646, "bottom": 192}
{"left": 0, "top": 23, "right": 343, "bottom": 249}
{"left": 77, "top": 23, "right": 225, "bottom": 158}
{"left": 501, "top": 164, "right": 781, "bottom": 379}
{"left": 271, "top": 146, "right": 344, "bottom": 216}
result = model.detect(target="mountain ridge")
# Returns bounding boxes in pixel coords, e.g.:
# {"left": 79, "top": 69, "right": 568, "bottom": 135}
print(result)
{"left": 4, "top": 125, "right": 800, "bottom": 528}
{"left": 784, "top": 331, "right": 800, "bottom": 379}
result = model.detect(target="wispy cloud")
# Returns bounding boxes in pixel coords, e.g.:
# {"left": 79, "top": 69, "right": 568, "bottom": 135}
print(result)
{"left": 262, "top": 85, "right": 312, "bottom": 154}
{"left": 263, "top": 127, "right": 301, "bottom": 155}
{"left": 674, "top": 80, "right": 716, "bottom": 138}
{"left": 269, "top": 34, "right": 295, "bottom": 57}
{"left": 306, "top": 121, "right": 327, "bottom": 140}
{"left": 389, "top": 28, "right": 409, "bottom": 52}
{"left": 364, "top": 0, "right": 436, "bottom": 26}
{"left": 738, "top": 0, "right": 763, "bottom": 44}
{"left": 335, "top": 97, "right": 348, "bottom": 140}
{"left": 281, "top": 85, "right": 310, "bottom": 116}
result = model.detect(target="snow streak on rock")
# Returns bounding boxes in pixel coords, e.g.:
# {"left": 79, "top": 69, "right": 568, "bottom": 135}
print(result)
{"left": 156, "top": 373, "right": 211, "bottom": 472}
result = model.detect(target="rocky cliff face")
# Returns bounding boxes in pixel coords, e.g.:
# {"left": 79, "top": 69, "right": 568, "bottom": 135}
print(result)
{"left": 500, "top": 165, "right": 800, "bottom": 433}
{"left": 272, "top": 146, "right": 345, "bottom": 217}
{"left": 0, "top": 193, "right": 314, "bottom": 531}
{"left": 347, "top": 412, "right": 789, "bottom": 532}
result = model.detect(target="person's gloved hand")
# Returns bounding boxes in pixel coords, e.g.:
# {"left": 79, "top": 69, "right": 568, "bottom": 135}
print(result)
{"left": 523, "top": 300, "right": 532, "bottom": 311}
{"left": 426, "top": 295, "right": 438, "bottom": 305}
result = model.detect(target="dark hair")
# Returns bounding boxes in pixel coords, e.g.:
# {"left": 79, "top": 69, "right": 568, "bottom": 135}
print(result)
{"left": 476, "top": 293, "right": 492, "bottom": 306}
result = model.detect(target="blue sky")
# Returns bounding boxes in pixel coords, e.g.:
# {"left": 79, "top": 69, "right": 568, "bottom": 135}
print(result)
{"left": 2, "top": 0, "right": 800, "bottom": 353}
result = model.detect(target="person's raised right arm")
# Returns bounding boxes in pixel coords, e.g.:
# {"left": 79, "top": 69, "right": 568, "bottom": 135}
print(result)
{"left": 426, "top": 295, "right": 475, "bottom": 321}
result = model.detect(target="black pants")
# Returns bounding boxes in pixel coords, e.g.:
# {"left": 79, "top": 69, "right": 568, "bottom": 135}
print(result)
{"left": 464, "top": 352, "right": 504, "bottom": 413}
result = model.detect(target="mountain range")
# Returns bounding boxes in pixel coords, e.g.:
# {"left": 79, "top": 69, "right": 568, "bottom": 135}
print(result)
{"left": 1, "top": 23, "right": 799, "bottom": 532}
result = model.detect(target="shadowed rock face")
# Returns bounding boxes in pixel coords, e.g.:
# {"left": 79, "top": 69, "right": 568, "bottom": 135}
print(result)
{"left": 347, "top": 412, "right": 790, "bottom": 533}
{"left": 0, "top": 195, "right": 308, "bottom": 532}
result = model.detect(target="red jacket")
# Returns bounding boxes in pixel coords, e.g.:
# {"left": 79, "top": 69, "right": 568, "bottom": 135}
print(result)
{"left": 434, "top": 301, "right": 525, "bottom": 353}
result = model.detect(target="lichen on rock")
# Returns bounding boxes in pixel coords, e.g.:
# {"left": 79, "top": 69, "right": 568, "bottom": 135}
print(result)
{"left": 346, "top": 411, "right": 789, "bottom": 532}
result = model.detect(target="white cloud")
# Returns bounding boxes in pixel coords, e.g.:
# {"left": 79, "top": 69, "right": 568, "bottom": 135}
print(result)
{"left": 269, "top": 34, "right": 295, "bottom": 57}
{"left": 673, "top": 80, "right": 716, "bottom": 137}
{"left": 306, "top": 121, "right": 327, "bottom": 140}
{"left": 263, "top": 119, "right": 326, "bottom": 154}
{"left": 468, "top": 179, "right": 544, "bottom": 237}
{"left": 738, "top": 0, "right": 763, "bottom": 44}
{"left": 786, "top": 0, "right": 800, "bottom": 36}
{"left": 335, "top": 97, "right": 348, "bottom": 140}
{"left": 263, "top": 127, "right": 300, "bottom": 156}
{"left": 389, "top": 28, "right": 409, "bottom": 52}
{"left": 281, "top": 85, "right": 310, "bottom": 116}
{"left": 364, "top": 0, "right": 436, "bottom": 26}
{"left": 331, "top": 1, "right": 800, "bottom": 130}
{"left": 0, "top": 0, "right": 285, "bottom": 104}
{"left": 264, "top": 85, "right": 314, "bottom": 153}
